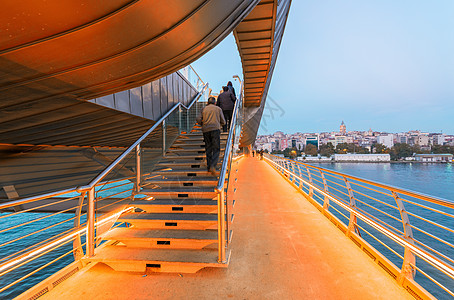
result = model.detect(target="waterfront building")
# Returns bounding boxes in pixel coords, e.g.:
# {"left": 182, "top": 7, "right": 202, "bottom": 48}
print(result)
{"left": 305, "top": 135, "right": 319, "bottom": 149}
{"left": 432, "top": 134, "right": 446, "bottom": 145}
{"left": 280, "top": 138, "right": 289, "bottom": 150}
{"left": 297, "top": 156, "right": 332, "bottom": 162}
{"left": 261, "top": 143, "right": 273, "bottom": 152}
{"left": 335, "top": 136, "right": 347, "bottom": 146}
{"left": 274, "top": 139, "right": 280, "bottom": 151}
{"left": 377, "top": 134, "right": 394, "bottom": 148}
{"left": 397, "top": 134, "right": 408, "bottom": 144}
{"left": 416, "top": 135, "right": 430, "bottom": 146}
{"left": 414, "top": 154, "right": 453, "bottom": 162}
{"left": 333, "top": 154, "right": 391, "bottom": 162}
{"left": 291, "top": 139, "right": 297, "bottom": 148}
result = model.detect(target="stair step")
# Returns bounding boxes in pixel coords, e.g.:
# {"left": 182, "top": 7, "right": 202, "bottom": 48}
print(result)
{"left": 155, "top": 161, "right": 220, "bottom": 167}
{"left": 85, "top": 246, "right": 229, "bottom": 273}
{"left": 103, "top": 228, "right": 217, "bottom": 249}
{"left": 132, "top": 199, "right": 217, "bottom": 213}
{"left": 166, "top": 148, "right": 206, "bottom": 153}
{"left": 161, "top": 154, "right": 224, "bottom": 160}
{"left": 140, "top": 188, "right": 215, "bottom": 196}
{"left": 152, "top": 169, "right": 219, "bottom": 177}
{"left": 172, "top": 140, "right": 227, "bottom": 146}
{"left": 181, "top": 134, "right": 228, "bottom": 139}
{"left": 170, "top": 144, "right": 205, "bottom": 148}
{"left": 142, "top": 177, "right": 218, "bottom": 188}
{"left": 119, "top": 213, "right": 217, "bottom": 230}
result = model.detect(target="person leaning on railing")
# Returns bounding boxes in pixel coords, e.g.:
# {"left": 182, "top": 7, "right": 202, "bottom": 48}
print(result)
{"left": 196, "top": 97, "right": 226, "bottom": 176}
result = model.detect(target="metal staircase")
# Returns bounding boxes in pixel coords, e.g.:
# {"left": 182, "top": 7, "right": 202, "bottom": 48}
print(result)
{"left": 83, "top": 126, "right": 232, "bottom": 273}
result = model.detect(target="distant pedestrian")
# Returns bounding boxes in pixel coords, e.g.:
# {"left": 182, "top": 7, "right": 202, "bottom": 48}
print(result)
{"left": 227, "top": 81, "right": 236, "bottom": 98}
{"left": 196, "top": 97, "right": 226, "bottom": 176}
{"left": 216, "top": 86, "right": 236, "bottom": 132}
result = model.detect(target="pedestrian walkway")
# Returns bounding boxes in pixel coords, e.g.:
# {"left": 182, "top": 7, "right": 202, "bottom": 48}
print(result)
{"left": 41, "top": 157, "right": 412, "bottom": 300}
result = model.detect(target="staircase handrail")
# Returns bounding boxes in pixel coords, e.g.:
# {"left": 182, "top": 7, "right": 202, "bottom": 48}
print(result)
{"left": 77, "top": 82, "right": 208, "bottom": 192}
{"left": 0, "top": 83, "right": 208, "bottom": 210}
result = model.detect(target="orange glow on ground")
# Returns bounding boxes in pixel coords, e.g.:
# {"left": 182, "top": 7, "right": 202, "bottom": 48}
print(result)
{"left": 41, "top": 157, "right": 412, "bottom": 299}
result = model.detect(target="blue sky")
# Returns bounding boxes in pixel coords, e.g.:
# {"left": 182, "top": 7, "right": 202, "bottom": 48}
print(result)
{"left": 192, "top": 1, "right": 454, "bottom": 135}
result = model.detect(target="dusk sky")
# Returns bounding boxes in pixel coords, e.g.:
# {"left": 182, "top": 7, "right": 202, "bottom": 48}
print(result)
{"left": 192, "top": 1, "right": 454, "bottom": 135}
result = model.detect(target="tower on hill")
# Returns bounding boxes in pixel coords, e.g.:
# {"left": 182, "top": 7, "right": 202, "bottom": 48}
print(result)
{"left": 340, "top": 120, "right": 346, "bottom": 135}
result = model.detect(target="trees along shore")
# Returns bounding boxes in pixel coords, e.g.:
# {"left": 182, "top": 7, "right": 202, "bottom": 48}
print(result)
{"left": 270, "top": 143, "right": 454, "bottom": 161}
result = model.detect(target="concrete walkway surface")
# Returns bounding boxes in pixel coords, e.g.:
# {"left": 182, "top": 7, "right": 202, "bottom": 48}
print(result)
{"left": 42, "top": 157, "right": 412, "bottom": 300}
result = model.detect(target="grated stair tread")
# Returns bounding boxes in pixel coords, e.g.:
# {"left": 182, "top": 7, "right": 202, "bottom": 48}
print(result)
{"left": 104, "top": 228, "right": 217, "bottom": 240}
{"left": 143, "top": 177, "right": 218, "bottom": 184}
{"left": 119, "top": 212, "right": 217, "bottom": 221}
{"left": 153, "top": 169, "right": 215, "bottom": 174}
{"left": 140, "top": 188, "right": 215, "bottom": 194}
{"left": 90, "top": 246, "right": 227, "bottom": 266}
{"left": 132, "top": 199, "right": 216, "bottom": 206}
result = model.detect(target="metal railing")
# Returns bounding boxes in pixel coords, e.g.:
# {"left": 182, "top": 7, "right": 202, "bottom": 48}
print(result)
{"left": 77, "top": 82, "right": 208, "bottom": 256}
{"left": 264, "top": 153, "right": 454, "bottom": 299}
{"left": 180, "top": 65, "right": 206, "bottom": 92}
{"left": 216, "top": 75, "right": 244, "bottom": 263}
{"left": 0, "top": 82, "right": 209, "bottom": 299}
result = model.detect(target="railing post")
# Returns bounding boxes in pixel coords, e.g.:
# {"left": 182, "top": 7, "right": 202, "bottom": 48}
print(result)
{"left": 392, "top": 191, "right": 416, "bottom": 283}
{"left": 73, "top": 191, "right": 86, "bottom": 260}
{"left": 178, "top": 106, "right": 182, "bottom": 135}
{"left": 87, "top": 188, "right": 95, "bottom": 257}
{"left": 291, "top": 162, "right": 297, "bottom": 183}
{"left": 135, "top": 144, "right": 141, "bottom": 193}
{"left": 195, "top": 99, "right": 198, "bottom": 124}
{"left": 343, "top": 177, "right": 359, "bottom": 235}
{"left": 162, "top": 120, "right": 166, "bottom": 157}
{"left": 306, "top": 168, "right": 314, "bottom": 198}
{"left": 320, "top": 172, "right": 330, "bottom": 210}
{"left": 296, "top": 165, "right": 304, "bottom": 189}
{"left": 217, "top": 189, "right": 226, "bottom": 263}
{"left": 186, "top": 107, "right": 190, "bottom": 131}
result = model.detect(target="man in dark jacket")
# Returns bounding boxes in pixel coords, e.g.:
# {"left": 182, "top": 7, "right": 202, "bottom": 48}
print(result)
{"left": 196, "top": 97, "right": 226, "bottom": 176}
{"left": 216, "top": 86, "right": 236, "bottom": 132}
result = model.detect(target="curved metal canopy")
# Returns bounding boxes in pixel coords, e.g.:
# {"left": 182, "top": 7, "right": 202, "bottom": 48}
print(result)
{"left": 0, "top": 0, "right": 258, "bottom": 104}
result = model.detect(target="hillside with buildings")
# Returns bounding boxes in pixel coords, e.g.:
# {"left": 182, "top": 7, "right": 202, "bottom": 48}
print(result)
{"left": 256, "top": 121, "right": 454, "bottom": 162}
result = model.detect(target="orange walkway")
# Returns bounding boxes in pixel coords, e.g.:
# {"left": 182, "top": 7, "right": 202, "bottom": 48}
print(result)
{"left": 41, "top": 158, "right": 412, "bottom": 299}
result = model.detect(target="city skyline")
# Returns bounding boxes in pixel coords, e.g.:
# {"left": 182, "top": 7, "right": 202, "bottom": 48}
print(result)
{"left": 259, "top": 120, "right": 453, "bottom": 135}
{"left": 255, "top": 120, "right": 454, "bottom": 155}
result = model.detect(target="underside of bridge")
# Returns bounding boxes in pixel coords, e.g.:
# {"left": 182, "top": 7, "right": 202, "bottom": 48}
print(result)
{"left": 235, "top": 0, "right": 291, "bottom": 147}
{"left": 0, "top": 0, "right": 290, "bottom": 199}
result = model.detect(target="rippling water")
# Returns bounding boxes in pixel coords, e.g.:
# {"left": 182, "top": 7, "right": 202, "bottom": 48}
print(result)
{"left": 309, "top": 162, "right": 454, "bottom": 201}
